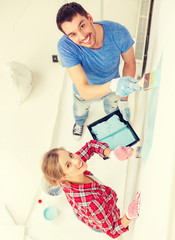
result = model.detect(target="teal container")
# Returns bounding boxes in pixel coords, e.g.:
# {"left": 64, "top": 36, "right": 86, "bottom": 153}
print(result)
{"left": 43, "top": 206, "right": 57, "bottom": 221}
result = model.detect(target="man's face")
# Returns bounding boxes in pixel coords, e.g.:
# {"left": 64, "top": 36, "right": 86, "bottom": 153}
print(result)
{"left": 61, "top": 13, "right": 97, "bottom": 48}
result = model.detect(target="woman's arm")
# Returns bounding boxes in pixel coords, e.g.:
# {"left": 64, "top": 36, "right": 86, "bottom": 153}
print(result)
{"left": 121, "top": 215, "right": 131, "bottom": 228}
{"left": 75, "top": 140, "right": 109, "bottom": 161}
{"left": 76, "top": 140, "right": 134, "bottom": 162}
{"left": 104, "top": 148, "right": 111, "bottom": 158}
{"left": 89, "top": 198, "right": 129, "bottom": 238}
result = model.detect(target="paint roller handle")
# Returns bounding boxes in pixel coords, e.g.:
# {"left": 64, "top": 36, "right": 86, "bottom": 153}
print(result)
{"left": 132, "top": 146, "right": 142, "bottom": 158}
{"left": 136, "top": 76, "right": 145, "bottom": 88}
{"left": 110, "top": 76, "right": 142, "bottom": 97}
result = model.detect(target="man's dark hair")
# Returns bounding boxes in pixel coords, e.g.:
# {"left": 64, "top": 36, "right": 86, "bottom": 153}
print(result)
{"left": 56, "top": 2, "right": 88, "bottom": 33}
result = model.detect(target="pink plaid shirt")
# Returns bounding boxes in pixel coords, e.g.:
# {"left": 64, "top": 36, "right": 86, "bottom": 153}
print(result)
{"left": 60, "top": 140, "right": 129, "bottom": 238}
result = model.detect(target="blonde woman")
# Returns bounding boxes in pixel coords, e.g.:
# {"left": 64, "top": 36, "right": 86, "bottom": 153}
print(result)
{"left": 41, "top": 140, "right": 140, "bottom": 238}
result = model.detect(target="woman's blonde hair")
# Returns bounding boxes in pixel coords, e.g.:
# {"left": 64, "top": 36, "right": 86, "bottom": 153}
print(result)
{"left": 41, "top": 148, "right": 65, "bottom": 186}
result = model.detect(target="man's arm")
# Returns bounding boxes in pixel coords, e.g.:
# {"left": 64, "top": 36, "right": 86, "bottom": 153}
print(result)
{"left": 67, "top": 46, "right": 139, "bottom": 100}
{"left": 67, "top": 64, "right": 111, "bottom": 100}
{"left": 120, "top": 46, "right": 136, "bottom": 101}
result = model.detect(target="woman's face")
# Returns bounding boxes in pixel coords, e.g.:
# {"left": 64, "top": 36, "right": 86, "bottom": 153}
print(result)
{"left": 58, "top": 149, "right": 88, "bottom": 181}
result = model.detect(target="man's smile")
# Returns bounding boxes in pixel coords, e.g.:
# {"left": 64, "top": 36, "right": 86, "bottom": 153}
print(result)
{"left": 81, "top": 33, "right": 91, "bottom": 44}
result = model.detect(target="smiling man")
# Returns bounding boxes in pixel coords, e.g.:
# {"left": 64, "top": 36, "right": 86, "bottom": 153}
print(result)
{"left": 56, "top": 2, "right": 141, "bottom": 140}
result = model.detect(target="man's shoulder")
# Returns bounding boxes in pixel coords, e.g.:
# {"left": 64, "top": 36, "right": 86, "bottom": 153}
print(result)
{"left": 98, "top": 20, "right": 122, "bottom": 29}
{"left": 57, "top": 34, "right": 77, "bottom": 51}
{"left": 58, "top": 35, "right": 70, "bottom": 47}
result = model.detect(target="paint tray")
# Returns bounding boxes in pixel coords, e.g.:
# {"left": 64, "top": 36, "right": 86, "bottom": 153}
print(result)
{"left": 87, "top": 109, "right": 140, "bottom": 151}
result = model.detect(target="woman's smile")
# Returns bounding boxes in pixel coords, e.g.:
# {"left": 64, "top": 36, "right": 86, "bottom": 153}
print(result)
{"left": 78, "top": 161, "right": 83, "bottom": 169}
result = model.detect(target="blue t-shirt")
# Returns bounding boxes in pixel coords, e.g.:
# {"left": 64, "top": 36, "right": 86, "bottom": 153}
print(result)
{"left": 57, "top": 20, "right": 134, "bottom": 95}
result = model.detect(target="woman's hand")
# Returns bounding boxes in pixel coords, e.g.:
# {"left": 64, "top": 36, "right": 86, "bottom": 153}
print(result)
{"left": 125, "top": 192, "right": 141, "bottom": 220}
{"left": 109, "top": 146, "right": 133, "bottom": 161}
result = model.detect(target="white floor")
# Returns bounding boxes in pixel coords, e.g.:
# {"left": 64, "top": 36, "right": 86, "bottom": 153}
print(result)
{"left": 24, "top": 72, "right": 148, "bottom": 240}
{"left": 0, "top": 61, "right": 150, "bottom": 240}
{"left": 0, "top": 65, "right": 149, "bottom": 240}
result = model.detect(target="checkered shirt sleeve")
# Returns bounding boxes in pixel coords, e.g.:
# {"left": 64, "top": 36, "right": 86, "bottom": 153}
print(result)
{"left": 89, "top": 197, "right": 129, "bottom": 238}
{"left": 75, "top": 140, "right": 109, "bottom": 161}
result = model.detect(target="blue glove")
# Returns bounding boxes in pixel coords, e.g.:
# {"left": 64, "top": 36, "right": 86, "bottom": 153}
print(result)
{"left": 110, "top": 76, "right": 142, "bottom": 97}
{"left": 119, "top": 100, "right": 130, "bottom": 121}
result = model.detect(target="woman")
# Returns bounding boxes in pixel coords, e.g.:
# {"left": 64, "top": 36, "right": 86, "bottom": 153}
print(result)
{"left": 41, "top": 140, "right": 140, "bottom": 239}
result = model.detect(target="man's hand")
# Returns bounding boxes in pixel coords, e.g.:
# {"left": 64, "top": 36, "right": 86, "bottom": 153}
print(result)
{"left": 119, "top": 100, "right": 130, "bottom": 121}
{"left": 110, "top": 76, "right": 142, "bottom": 97}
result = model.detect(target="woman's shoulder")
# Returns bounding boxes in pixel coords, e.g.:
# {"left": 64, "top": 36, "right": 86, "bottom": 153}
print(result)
{"left": 84, "top": 170, "right": 93, "bottom": 176}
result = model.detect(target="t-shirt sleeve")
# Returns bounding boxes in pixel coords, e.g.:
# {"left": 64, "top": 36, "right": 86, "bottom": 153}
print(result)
{"left": 57, "top": 37, "right": 80, "bottom": 68}
{"left": 112, "top": 23, "right": 134, "bottom": 53}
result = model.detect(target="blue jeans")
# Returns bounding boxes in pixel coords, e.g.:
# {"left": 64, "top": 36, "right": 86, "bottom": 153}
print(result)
{"left": 73, "top": 92, "right": 120, "bottom": 126}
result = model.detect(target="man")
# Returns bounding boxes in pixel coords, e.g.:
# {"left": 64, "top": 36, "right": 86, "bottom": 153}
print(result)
{"left": 56, "top": 2, "right": 141, "bottom": 140}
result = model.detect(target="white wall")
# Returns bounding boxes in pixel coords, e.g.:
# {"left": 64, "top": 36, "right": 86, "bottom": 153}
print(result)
{"left": 103, "top": 0, "right": 139, "bottom": 38}
{"left": 134, "top": 1, "right": 175, "bottom": 240}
